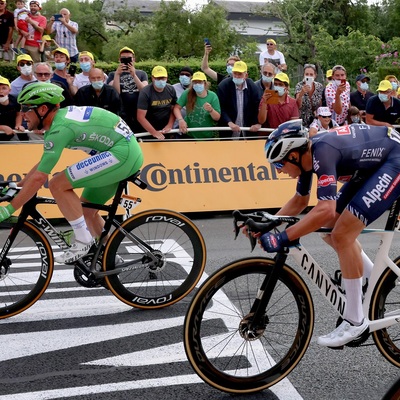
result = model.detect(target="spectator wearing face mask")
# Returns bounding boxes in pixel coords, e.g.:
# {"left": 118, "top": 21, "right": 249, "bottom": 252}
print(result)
{"left": 254, "top": 62, "right": 275, "bottom": 99}
{"left": 74, "top": 67, "right": 121, "bottom": 115}
{"left": 137, "top": 65, "right": 177, "bottom": 140}
{"left": 350, "top": 74, "right": 373, "bottom": 121}
{"left": 347, "top": 106, "right": 365, "bottom": 125}
{"left": 10, "top": 53, "right": 36, "bottom": 96}
{"left": 51, "top": 47, "right": 77, "bottom": 96}
{"left": 366, "top": 80, "right": 400, "bottom": 127}
{"left": 72, "top": 51, "right": 108, "bottom": 90}
{"left": 201, "top": 43, "right": 240, "bottom": 84}
{"left": 385, "top": 74, "right": 399, "bottom": 96}
{"left": 258, "top": 72, "right": 299, "bottom": 129}
{"left": 173, "top": 71, "right": 220, "bottom": 139}
{"left": 172, "top": 66, "right": 192, "bottom": 129}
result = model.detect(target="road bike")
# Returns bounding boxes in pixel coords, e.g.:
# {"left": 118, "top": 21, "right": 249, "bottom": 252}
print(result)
{"left": 184, "top": 201, "right": 400, "bottom": 394}
{"left": 0, "top": 171, "right": 206, "bottom": 319}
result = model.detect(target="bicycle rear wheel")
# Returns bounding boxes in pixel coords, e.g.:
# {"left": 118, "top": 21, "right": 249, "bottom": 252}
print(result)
{"left": 103, "top": 209, "right": 206, "bottom": 309}
{"left": 370, "top": 256, "right": 400, "bottom": 366}
{"left": 184, "top": 257, "right": 314, "bottom": 394}
{"left": 0, "top": 221, "right": 53, "bottom": 318}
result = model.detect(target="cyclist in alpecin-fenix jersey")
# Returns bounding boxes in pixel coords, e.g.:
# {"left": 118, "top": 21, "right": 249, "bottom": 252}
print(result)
{"left": 261, "top": 119, "right": 400, "bottom": 348}
{"left": 0, "top": 83, "right": 143, "bottom": 264}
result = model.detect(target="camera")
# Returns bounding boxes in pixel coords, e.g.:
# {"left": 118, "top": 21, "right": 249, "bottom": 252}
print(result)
{"left": 120, "top": 57, "right": 132, "bottom": 65}
{"left": 54, "top": 14, "right": 62, "bottom": 21}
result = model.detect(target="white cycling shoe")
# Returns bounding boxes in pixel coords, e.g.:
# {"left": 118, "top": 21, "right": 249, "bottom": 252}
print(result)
{"left": 317, "top": 319, "right": 369, "bottom": 348}
{"left": 55, "top": 239, "right": 95, "bottom": 264}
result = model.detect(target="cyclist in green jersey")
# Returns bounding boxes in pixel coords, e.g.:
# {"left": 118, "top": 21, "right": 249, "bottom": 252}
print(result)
{"left": 0, "top": 82, "right": 144, "bottom": 263}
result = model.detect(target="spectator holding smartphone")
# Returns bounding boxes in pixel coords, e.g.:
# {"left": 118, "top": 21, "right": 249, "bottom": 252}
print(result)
{"left": 324, "top": 64, "right": 350, "bottom": 125}
{"left": 295, "top": 63, "right": 324, "bottom": 127}
{"left": 107, "top": 46, "right": 148, "bottom": 133}
{"left": 46, "top": 8, "right": 78, "bottom": 62}
{"left": 50, "top": 47, "right": 77, "bottom": 96}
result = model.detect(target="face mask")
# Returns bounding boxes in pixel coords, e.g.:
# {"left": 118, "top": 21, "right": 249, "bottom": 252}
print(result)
{"left": 80, "top": 62, "right": 91, "bottom": 72}
{"left": 276, "top": 86, "right": 286, "bottom": 96}
{"left": 193, "top": 83, "right": 205, "bottom": 93}
{"left": 91, "top": 81, "right": 104, "bottom": 90}
{"left": 360, "top": 82, "right": 369, "bottom": 91}
{"left": 20, "top": 65, "right": 32, "bottom": 76}
{"left": 55, "top": 62, "right": 66, "bottom": 70}
{"left": 262, "top": 75, "right": 273, "bottom": 83}
{"left": 379, "top": 93, "right": 389, "bottom": 102}
{"left": 232, "top": 77, "right": 244, "bottom": 86}
{"left": 351, "top": 116, "right": 360, "bottom": 123}
{"left": 154, "top": 79, "right": 167, "bottom": 89}
{"left": 179, "top": 75, "right": 191, "bottom": 86}
{"left": 226, "top": 65, "right": 233, "bottom": 75}
{"left": 392, "top": 82, "right": 398, "bottom": 90}
{"left": 0, "top": 95, "right": 8, "bottom": 103}
{"left": 334, "top": 80, "right": 342, "bottom": 86}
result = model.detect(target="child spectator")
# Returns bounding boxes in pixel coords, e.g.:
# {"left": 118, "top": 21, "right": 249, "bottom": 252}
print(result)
{"left": 13, "top": 0, "right": 29, "bottom": 54}
{"left": 39, "top": 34, "right": 57, "bottom": 61}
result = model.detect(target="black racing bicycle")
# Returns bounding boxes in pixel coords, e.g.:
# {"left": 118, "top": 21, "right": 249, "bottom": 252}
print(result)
{"left": 0, "top": 171, "right": 206, "bottom": 318}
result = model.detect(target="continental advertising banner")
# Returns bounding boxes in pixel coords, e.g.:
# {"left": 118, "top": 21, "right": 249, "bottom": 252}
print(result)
{"left": 0, "top": 140, "right": 317, "bottom": 217}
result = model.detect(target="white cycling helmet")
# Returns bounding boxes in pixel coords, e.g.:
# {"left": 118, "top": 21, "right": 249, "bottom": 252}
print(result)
{"left": 265, "top": 119, "right": 309, "bottom": 163}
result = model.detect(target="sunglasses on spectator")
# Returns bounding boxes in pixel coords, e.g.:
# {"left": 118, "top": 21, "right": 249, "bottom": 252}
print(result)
{"left": 266, "top": 43, "right": 275, "bottom": 46}
{"left": 180, "top": 73, "right": 191, "bottom": 77}
{"left": 21, "top": 105, "right": 38, "bottom": 113}
{"left": 319, "top": 115, "right": 331, "bottom": 118}
{"left": 262, "top": 72, "right": 274, "bottom": 76}
{"left": 304, "top": 63, "right": 316, "bottom": 69}
{"left": 19, "top": 61, "right": 33, "bottom": 67}
{"left": 36, "top": 72, "right": 51, "bottom": 77}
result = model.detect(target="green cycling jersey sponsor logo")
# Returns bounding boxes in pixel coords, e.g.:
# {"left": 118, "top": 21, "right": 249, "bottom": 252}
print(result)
{"left": 76, "top": 152, "right": 112, "bottom": 170}
{"left": 44, "top": 141, "right": 54, "bottom": 150}
{"left": 140, "top": 162, "right": 278, "bottom": 192}
{"left": 75, "top": 133, "right": 87, "bottom": 142}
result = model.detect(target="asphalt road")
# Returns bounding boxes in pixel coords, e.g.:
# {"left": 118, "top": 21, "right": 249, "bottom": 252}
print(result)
{"left": 0, "top": 212, "right": 399, "bottom": 400}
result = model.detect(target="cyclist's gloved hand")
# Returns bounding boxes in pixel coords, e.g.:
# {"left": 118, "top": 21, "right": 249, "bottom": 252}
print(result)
{"left": 260, "top": 230, "right": 291, "bottom": 253}
{"left": 0, "top": 204, "right": 15, "bottom": 222}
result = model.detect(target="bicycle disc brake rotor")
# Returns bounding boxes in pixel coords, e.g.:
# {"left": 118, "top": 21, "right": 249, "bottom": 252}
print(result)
{"left": 143, "top": 250, "right": 166, "bottom": 273}
{"left": 0, "top": 257, "right": 11, "bottom": 281}
{"left": 239, "top": 312, "right": 268, "bottom": 341}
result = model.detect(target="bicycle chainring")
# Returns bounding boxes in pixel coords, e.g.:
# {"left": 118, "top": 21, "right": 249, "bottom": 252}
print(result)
{"left": 73, "top": 255, "right": 104, "bottom": 288}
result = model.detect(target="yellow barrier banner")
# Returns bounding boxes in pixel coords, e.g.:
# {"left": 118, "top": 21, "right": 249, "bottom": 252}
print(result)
{"left": 0, "top": 140, "right": 317, "bottom": 217}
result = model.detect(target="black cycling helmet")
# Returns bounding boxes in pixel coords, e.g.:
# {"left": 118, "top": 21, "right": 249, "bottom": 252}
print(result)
{"left": 264, "top": 119, "right": 309, "bottom": 164}
{"left": 17, "top": 82, "right": 65, "bottom": 105}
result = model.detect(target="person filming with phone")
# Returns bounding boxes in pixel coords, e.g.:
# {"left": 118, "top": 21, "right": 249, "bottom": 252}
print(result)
{"left": 46, "top": 8, "right": 79, "bottom": 63}
{"left": 107, "top": 46, "right": 148, "bottom": 134}
{"left": 295, "top": 63, "right": 324, "bottom": 127}
{"left": 258, "top": 72, "right": 299, "bottom": 129}
{"left": 50, "top": 47, "right": 77, "bottom": 96}
{"left": 325, "top": 64, "right": 350, "bottom": 126}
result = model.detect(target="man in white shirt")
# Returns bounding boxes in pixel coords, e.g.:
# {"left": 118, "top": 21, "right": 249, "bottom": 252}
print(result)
{"left": 258, "top": 39, "right": 287, "bottom": 73}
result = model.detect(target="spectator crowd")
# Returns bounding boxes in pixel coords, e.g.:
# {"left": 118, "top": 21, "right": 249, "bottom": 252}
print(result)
{"left": 0, "top": 0, "right": 400, "bottom": 142}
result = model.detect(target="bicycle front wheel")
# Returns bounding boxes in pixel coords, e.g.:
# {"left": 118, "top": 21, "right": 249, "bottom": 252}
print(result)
{"left": 103, "top": 209, "right": 206, "bottom": 309}
{"left": 184, "top": 257, "right": 314, "bottom": 394}
{"left": 370, "top": 256, "right": 400, "bottom": 366}
{"left": 0, "top": 221, "right": 54, "bottom": 318}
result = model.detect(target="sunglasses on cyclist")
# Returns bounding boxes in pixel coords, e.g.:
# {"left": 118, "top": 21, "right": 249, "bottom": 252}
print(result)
{"left": 273, "top": 161, "right": 284, "bottom": 169}
{"left": 21, "top": 105, "right": 38, "bottom": 113}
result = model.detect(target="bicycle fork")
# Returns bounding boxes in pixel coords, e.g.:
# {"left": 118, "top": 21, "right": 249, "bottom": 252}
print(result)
{"left": 240, "top": 253, "right": 287, "bottom": 339}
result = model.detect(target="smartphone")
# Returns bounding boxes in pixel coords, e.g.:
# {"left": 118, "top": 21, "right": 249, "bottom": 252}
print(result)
{"left": 204, "top": 38, "right": 211, "bottom": 46}
{"left": 305, "top": 76, "right": 313, "bottom": 86}
{"left": 54, "top": 14, "right": 62, "bottom": 21}
{"left": 341, "top": 79, "right": 346, "bottom": 85}
{"left": 120, "top": 57, "right": 132, "bottom": 65}
{"left": 68, "top": 64, "right": 77, "bottom": 76}
{"left": 265, "top": 89, "right": 280, "bottom": 104}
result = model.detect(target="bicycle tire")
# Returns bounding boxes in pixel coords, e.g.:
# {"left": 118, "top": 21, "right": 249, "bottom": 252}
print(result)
{"left": 183, "top": 257, "right": 314, "bottom": 394}
{"left": 370, "top": 256, "right": 400, "bottom": 367}
{"left": 0, "top": 221, "right": 54, "bottom": 318}
{"left": 103, "top": 209, "right": 206, "bottom": 309}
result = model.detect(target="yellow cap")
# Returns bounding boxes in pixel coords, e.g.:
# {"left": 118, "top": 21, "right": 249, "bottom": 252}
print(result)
{"left": 52, "top": 47, "right": 70, "bottom": 59}
{"left": 79, "top": 51, "right": 94, "bottom": 61}
{"left": 152, "top": 65, "right": 168, "bottom": 78}
{"left": 119, "top": 46, "right": 134, "bottom": 55}
{"left": 377, "top": 80, "right": 393, "bottom": 92}
{"left": 385, "top": 74, "right": 397, "bottom": 81}
{"left": 266, "top": 38, "right": 276, "bottom": 45}
{"left": 232, "top": 61, "right": 247, "bottom": 73}
{"left": 275, "top": 72, "right": 290, "bottom": 85}
{"left": 192, "top": 71, "right": 207, "bottom": 81}
{"left": 42, "top": 35, "right": 51, "bottom": 41}
{"left": 16, "top": 54, "right": 33, "bottom": 64}
{"left": 326, "top": 69, "right": 333, "bottom": 78}
{"left": 0, "top": 76, "right": 10, "bottom": 87}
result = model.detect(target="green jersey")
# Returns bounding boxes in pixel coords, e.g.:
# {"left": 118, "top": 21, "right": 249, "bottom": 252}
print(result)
{"left": 38, "top": 106, "right": 137, "bottom": 174}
